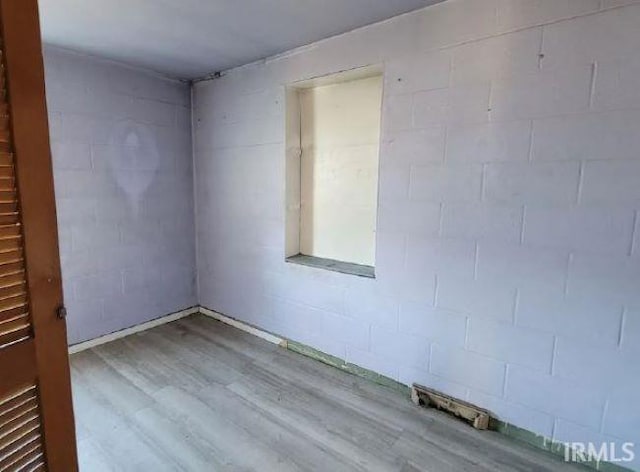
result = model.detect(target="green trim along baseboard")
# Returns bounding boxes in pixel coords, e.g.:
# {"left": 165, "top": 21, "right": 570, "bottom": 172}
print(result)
{"left": 284, "top": 339, "right": 633, "bottom": 472}
{"left": 198, "top": 308, "right": 633, "bottom": 472}
{"left": 285, "top": 340, "right": 410, "bottom": 394}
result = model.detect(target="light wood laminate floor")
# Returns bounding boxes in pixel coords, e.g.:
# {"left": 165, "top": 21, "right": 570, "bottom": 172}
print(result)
{"left": 70, "top": 314, "right": 586, "bottom": 471}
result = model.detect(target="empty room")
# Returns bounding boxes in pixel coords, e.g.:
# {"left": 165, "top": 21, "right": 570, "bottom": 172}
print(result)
{"left": 0, "top": 0, "right": 638, "bottom": 470}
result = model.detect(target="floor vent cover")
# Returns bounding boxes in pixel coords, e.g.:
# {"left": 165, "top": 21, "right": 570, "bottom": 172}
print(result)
{"left": 411, "top": 383, "right": 491, "bottom": 430}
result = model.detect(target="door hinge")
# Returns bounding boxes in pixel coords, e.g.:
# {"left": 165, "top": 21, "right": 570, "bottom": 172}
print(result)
{"left": 56, "top": 305, "right": 67, "bottom": 319}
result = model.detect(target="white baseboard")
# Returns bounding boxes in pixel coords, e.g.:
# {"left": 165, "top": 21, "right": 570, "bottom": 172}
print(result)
{"left": 68, "top": 306, "right": 199, "bottom": 354}
{"left": 199, "top": 306, "right": 287, "bottom": 346}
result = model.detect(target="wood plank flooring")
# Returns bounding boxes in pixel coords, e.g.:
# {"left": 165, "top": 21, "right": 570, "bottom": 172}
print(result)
{"left": 70, "top": 314, "right": 586, "bottom": 471}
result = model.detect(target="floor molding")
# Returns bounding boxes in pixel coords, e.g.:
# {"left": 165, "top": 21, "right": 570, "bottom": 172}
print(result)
{"left": 196, "top": 308, "right": 632, "bottom": 472}
{"left": 199, "top": 306, "right": 287, "bottom": 346}
{"left": 68, "top": 306, "right": 199, "bottom": 354}
{"left": 65, "top": 304, "right": 632, "bottom": 472}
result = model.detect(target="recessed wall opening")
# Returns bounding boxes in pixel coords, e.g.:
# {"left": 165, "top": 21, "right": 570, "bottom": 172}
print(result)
{"left": 285, "top": 66, "right": 383, "bottom": 278}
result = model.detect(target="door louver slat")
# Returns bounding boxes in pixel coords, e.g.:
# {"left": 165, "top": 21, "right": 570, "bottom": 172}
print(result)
{"left": 0, "top": 65, "right": 31, "bottom": 353}
{"left": 0, "top": 387, "right": 43, "bottom": 472}
{"left": 0, "top": 22, "right": 50, "bottom": 471}
{"left": 0, "top": 2, "right": 78, "bottom": 468}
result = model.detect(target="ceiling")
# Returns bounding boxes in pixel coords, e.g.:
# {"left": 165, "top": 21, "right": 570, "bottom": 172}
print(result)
{"left": 38, "top": 0, "right": 444, "bottom": 80}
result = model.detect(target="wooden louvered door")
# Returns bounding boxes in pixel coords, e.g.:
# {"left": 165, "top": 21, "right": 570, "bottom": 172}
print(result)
{"left": 0, "top": 1, "right": 77, "bottom": 471}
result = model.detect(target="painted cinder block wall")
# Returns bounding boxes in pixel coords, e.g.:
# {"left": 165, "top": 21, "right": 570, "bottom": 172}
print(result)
{"left": 43, "top": 47, "right": 196, "bottom": 344}
{"left": 193, "top": 0, "right": 640, "bottom": 466}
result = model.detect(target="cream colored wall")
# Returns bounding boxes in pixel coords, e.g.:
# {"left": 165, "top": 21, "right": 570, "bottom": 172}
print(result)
{"left": 298, "top": 75, "right": 382, "bottom": 266}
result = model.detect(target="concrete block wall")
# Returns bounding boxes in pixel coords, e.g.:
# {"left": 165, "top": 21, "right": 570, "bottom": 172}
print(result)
{"left": 43, "top": 47, "right": 196, "bottom": 344}
{"left": 193, "top": 0, "right": 640, "bottom": 467}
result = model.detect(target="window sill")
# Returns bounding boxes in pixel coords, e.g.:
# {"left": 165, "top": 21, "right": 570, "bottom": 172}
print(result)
{"left": 286, "top": 254, "right": 375, "bottom": 278}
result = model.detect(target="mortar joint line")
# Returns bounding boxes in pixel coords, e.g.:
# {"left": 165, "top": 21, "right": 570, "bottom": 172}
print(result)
{"left": 442, "top": 124, "right": 450, "bottom": 164}
{"left": 537, "top": 25, "right": 546, "bottom": 70}
{"left": 519, "top": 205, "right": 527, "bottom": 245}
{"left": 549, "top": 335, "right": 558, "bottom": 376}
{"left": 588, "top": 61, "right": 598, "bottom": 109}
{"left": 628, "top": 210, "right": 638, "bottom": 257}
{"left": 512, "top": 288, "right": 520, "bottom": 325}
{"left": 527, "top": 120, "right": 535, "bottom": 162}
{"left": 563, "top": 252, "right": 573, "bottom": 296}
{"left": 487, "top": 81, "right": 494, "bottom": 122}
{"left": 479, "top": 163, "right": 487, "bottom": 202}
{"left": 617, "top": 306, "right": 626, "bottom": 349}
{"left": 599, "top": 398, "right": 609, "bottom": 434}
{"left": 463, "top": 316, "right": 470, "bottom": 350}
{"left": 575, "top": 161, "right": 585, "bottom": 205}
{"left": 501, "top": 363, "right": 509, "bottom": 398}
{"left": 473, "top": 242, "right": 480, "bottom": 281}
{"left": 433, "top": 274, "right": 440, "bottom": 307}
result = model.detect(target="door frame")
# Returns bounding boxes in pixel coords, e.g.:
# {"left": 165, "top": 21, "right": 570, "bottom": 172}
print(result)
{"left": 0, "top": 0, "right": 78, "bottom": 469}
